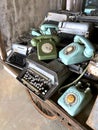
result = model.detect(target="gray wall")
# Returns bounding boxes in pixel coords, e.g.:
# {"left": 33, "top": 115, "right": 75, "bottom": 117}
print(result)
{"left": 0, "top": 0, "right": 64, "bottom": 46}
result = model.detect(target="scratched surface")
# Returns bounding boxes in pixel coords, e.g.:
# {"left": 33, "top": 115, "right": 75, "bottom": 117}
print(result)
{"left": 86, "top": 96, "right": 98, "bottom": 130}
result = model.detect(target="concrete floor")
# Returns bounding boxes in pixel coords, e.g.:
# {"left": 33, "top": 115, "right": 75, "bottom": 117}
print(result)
{"left": 0, "top": 62, "right": 68, "bottom": 130}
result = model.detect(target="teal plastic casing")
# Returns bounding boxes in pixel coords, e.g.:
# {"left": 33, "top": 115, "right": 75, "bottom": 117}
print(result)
{"left": 59, "top": 35, "right": 95, "bottom": 65}
{"left": 40, "top": 24, "right": 58, "bottom": 35}
{"left": 31, "top": 28, "right": 41, "bottom": 37}
{"left": 58, "top": 83, "right": 93, "bottom": 116}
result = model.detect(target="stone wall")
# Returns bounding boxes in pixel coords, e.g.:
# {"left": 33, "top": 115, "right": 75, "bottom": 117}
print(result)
{"left": 0, "top": 0, "right": 65, "bottom": 46}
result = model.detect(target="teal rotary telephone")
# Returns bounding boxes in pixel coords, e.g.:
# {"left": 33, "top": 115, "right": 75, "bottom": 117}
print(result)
{"left": 59, "top": 35, "right": 95, "bottom": 65}
{"left": 58, "top": 81, "right": 93, "bottom": 116}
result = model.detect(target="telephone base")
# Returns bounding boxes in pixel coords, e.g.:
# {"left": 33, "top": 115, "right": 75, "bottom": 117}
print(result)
{"left": 58, "top": 83, "right": 93, "bottom": 116}
{"left": 59, "top": 42, "right": 91, "bottom": 65}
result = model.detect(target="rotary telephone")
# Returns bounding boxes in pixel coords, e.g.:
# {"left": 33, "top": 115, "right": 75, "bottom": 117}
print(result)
{"left": 30, "top": 35, "right": 60, "bottom": 60}
{"left": 58, "top": 81, "right": 93, "bottom": 116}
{"left": 59, "top": 35, "right": 95, "bottom": 65}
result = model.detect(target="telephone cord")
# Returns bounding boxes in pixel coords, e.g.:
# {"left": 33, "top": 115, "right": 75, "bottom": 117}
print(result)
{"left": 58, "top": 64, "right": 88, "bottom": 94}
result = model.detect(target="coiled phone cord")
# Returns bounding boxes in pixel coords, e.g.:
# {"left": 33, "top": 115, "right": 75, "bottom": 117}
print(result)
{"left": 58, "top": 64, "right": 88, "bottom": 94}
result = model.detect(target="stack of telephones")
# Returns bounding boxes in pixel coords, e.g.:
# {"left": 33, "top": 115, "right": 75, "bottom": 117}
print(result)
{"left": 7, "top": 0, "right": 98, "bottom": 117}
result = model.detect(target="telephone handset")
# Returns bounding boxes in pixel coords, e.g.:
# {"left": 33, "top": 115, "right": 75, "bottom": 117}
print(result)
{"left": 59, "top": 35, "right": 95, "bottom": 65}
{"left": 40, "top": 23, "right": 58, "bottom": 35}
{"left": 31, "top": 25, "right": 58, "bottom": 37}
{"left": 74, "top": 35, "right": 94, "bottom": 58}
{"left": 30, "top": 35, "right": 59, "bottom": 60}
{"left": 31, "top": 35, "right": 60, "bottom": 47}
{"left": 31, "top": 21, "right": 58, "bottom": 36}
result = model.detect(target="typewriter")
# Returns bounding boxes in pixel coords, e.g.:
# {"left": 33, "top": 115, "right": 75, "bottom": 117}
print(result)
{"left": 7, "top": 52, "right": 26, "bottom": 68}
{"left": 6, "top": 42, "right": 31, "bottom": 70}
{"left": 17, "top": 53, "right": 70, "bottom": 100}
